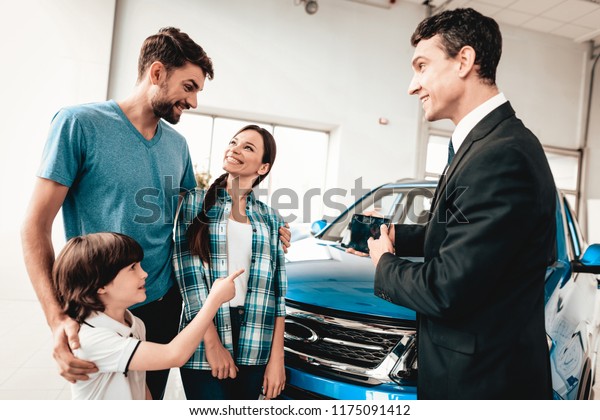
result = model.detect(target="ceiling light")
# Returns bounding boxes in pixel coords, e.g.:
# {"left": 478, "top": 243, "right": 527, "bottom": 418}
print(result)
{"left": 295, "top": 0, "right": 319, "bottom": 15}
{"left": 305, "top": 0, "right": 319, "bottom": 14}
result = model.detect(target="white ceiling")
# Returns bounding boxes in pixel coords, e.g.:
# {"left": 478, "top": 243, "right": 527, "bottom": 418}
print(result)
{"left": 408, "top": 0, "right": 600, "bottom": 43}
{"left": 351, "top": 0, "right": 600, "bottom": 43}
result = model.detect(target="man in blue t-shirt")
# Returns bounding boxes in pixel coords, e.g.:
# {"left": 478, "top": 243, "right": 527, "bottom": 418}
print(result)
{"left": 22, "top": 27, "right": 291, "bottom": 400}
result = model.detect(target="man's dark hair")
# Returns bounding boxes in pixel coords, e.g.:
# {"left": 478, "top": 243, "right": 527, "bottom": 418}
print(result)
{"left": 411, "top": 8, "right": 501, "bottom": 85}
{"left": 52, "top": 232, "right": 144, "bottom": 323}
{"left": 137, "top": 27, "right": 214, "bottom": 81}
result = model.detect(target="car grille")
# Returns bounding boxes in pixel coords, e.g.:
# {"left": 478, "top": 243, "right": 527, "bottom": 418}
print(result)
{"left": 286, "top": 316, "right": 399, "bottom": 368}
{"left": 284, "top": 304, "right": 416, "bottom": 383}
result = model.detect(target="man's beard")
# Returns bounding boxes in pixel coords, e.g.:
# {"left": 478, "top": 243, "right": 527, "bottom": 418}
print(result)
{"left": 151, "top": 88, "right": 184, "bottom": 124}
{"left": 152, "top": 98, "right": 180, "bottom": 124}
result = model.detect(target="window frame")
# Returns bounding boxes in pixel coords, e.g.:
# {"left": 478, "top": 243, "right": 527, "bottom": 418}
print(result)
{"left": 542, "top": 146, "right": 583, "bottom": 214}
{"left": 422, "top": 131, "right": 583, "bottom": 214}
{"left": 174, "top": 111, "right": 331, "bottom": 223}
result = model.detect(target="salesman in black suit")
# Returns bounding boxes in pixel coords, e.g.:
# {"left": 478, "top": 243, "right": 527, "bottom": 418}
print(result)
{"left": 367, "top": 8, "right": 556, "bottom": 399}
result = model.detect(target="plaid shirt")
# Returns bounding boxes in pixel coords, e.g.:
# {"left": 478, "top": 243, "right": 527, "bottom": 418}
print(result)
{"left": 173, "top": 187, "right": 287, "bottom": 368}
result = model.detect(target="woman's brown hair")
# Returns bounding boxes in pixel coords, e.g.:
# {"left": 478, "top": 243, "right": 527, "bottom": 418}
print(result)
{"left": 51, "top": 232, "right": 144, "bottom": 323}
{"left": 187, "top": 125, "right": 277, "bottom": 263}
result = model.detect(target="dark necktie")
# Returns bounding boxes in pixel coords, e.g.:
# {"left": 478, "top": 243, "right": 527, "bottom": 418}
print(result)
{"left": 432, "top": 138, "right": 455, "bottom": 215}
{"left": 447, "top": 138, "right": 455, "bottom": 165}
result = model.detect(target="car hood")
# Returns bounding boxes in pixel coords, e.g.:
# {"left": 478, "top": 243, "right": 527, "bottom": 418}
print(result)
{"left": 284, "top": 237, "right": 416, "bottom": 321}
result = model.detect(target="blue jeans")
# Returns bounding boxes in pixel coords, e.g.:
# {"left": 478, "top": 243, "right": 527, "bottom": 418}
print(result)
{"left": 181, "top": 307, "right": 267, "bottom": 400}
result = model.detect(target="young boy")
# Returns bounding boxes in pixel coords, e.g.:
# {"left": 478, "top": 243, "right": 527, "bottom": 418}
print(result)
{"left": 51, "top": 232, "right": 241, "bottom": 400}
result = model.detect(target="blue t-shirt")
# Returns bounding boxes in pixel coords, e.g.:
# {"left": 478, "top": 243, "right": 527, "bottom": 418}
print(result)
{"left": 37, "top": 100, "right": 197, "bottom": 306}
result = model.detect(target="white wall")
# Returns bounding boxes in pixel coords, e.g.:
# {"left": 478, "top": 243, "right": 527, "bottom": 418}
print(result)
{"left": 0, "top": 0, "right": 115, "bottom": 299}
{"left": 498, "top": 25, "right": 589, "bottom": 150}
{"left": 108, "top": 0, "right": 425, "bottom": 198}
{"left": 427, "top": 24, "right": 590, "bottom": 161}
{"left": 2, "top": 0, "right": 600, "bottom": 301}
{"left": 109, "top": 0, "right": 593, "bottom": 198}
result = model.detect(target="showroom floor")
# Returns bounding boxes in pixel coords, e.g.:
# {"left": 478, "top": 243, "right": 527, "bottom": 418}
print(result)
{"left": 1, "top": 295, "right": 598, "bottom": 400}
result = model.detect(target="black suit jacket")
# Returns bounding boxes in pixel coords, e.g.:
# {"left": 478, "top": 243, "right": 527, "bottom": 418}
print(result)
{"left": 375, "top": 102, "right": 556, "bottom": 399}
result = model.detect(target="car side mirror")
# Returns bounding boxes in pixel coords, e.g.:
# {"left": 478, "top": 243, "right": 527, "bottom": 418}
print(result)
{"left": 572, "top": 243, "right": 600, "bottom": 274}
{"left": 311, "top": 219, "right": 328, "bottom": 235}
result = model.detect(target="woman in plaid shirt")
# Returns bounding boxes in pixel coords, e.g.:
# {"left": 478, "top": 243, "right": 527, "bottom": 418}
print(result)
{"left": 173, "top": 125, "right": 287, "bottom": 400}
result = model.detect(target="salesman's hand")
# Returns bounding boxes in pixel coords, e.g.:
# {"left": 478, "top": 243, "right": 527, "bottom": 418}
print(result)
{"left": 346, "top": 222, "right": 395, "bottom": 257}
{"left": 278, "top": 223, "right": 291, "bottom": 253}
{"left": 368, "top": 224, "right": 394, "bottom": 266}
{"left": 386, "top": 223, "right": 395, "bottom": 246}
{"left": 53, "top": 317, "right": 97, "bottom": 383}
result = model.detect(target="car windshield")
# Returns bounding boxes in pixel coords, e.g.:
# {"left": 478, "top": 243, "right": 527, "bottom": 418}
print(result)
{"left": 320, "top": 185, "right": 435, "bottom": 244}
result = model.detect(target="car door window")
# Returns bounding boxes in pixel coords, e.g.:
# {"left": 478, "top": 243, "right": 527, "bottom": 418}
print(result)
{"left": 403, "top": 188, "right": 434, "bottom": 225}
{"left": 321, "top": 189, "right": 404, "bottom": 242}
{"left": 321, "top": 186, "right": 434, "bottom": 243}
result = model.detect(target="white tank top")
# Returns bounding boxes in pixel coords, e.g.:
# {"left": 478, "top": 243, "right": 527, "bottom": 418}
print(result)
{"left": 226, "top": 218, "right": 253, "bottom": 307}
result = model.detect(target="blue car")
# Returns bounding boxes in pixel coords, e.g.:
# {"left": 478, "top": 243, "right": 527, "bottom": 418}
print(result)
{"left": 282, "top": 179, "right": 600, "bottom": 400}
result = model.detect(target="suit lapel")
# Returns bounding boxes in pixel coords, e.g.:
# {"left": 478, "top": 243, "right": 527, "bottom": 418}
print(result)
{"left": 430, "top": 102, "right": 516, "bottom": 214}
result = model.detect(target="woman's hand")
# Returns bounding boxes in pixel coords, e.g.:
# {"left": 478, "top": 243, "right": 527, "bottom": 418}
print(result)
{"left": 278, "top": 223, "right": 291, "bottom": 253}
{"left": 204, "top": 327, "right": 238, "bottom": 379}
{"left": 262, "top": 317, "right": 286, "bottom": 399}
{"left": 262, "top": 353, "right": 285, "bottom": 399}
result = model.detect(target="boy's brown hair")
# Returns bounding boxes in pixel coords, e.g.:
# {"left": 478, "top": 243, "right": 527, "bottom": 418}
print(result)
{"left": 52, "top": 232, "right": 144, "bottom": 323}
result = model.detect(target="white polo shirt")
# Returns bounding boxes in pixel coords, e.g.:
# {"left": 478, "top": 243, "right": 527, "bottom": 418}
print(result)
{"left": 71, "top": 310, "right": 146, "bottom": 400}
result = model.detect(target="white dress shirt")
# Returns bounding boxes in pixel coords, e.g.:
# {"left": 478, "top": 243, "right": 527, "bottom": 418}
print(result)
{"left": 451, "top": 92, "right": 507, "bottom": 153}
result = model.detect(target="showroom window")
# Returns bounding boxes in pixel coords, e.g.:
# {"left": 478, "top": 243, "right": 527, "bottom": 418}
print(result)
{"left": 423, "top": 134, "right": 582, "bottom": 212}
{"left": 170, "top": 114, "right": 329, "bottom": 223}
{"left": 543, "top": 147, "right": 582, "bottom": 213}
{"left": 424, "top": 132, "right": 451, "bottom": 179}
